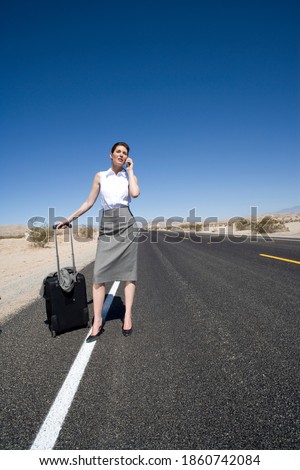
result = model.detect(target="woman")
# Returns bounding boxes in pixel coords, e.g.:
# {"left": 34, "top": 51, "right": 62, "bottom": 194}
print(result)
{"left": 57, "top": 142, "right": 140, "bottom": 341}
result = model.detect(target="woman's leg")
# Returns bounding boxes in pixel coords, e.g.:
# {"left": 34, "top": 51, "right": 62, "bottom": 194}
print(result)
{"left": 91, "top": 283, "right": 105, "bottom": 334}
{"left": 123, "top": 281, "right": 136, "bottom": 330}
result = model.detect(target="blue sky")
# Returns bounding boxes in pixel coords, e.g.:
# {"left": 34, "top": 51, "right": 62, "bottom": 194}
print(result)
{"left": 1, "top": 0, "right": 299, "bottom": 226}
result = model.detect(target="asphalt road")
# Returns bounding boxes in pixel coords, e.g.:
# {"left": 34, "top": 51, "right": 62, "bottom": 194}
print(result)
{"left": 0, "top": 232, "right": 299, "bottom": 450}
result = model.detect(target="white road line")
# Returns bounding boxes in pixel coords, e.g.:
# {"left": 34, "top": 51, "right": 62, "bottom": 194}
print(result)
{"left": 31, "top": 281, "right": 120, "bottom": 450}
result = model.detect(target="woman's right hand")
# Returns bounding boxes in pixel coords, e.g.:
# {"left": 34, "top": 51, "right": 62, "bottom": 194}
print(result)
{"left": 55, "top": 220, "right": 71, "bottom": 230}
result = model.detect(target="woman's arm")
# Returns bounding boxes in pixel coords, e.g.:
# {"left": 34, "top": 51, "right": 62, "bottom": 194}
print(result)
{"left": 57, "top": 173, "right": 100, "bottom": 228}
{"left": 126, "top": 158, "right": 140, "bottom": 198}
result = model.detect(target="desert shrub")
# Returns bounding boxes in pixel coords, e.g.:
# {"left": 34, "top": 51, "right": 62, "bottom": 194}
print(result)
{"left": 166, "top": 225, "right": 179, "bottom": 231}
{"left": 26, "top": 224, "right": 57, "bottom": 247}
{"left": 233, "top": 216, "right": 289, "bottom": 233}
{"left": 26, "top": 226, "right": 49, "bottom": 247}
{"left": 255, "top": 216, "right": 288, "bottom": 234}
{"left": 179, "top": 223, "right": 203, "bottom": 231}
{"left": 235, "top": 218, "right": 251, "bottom": 231}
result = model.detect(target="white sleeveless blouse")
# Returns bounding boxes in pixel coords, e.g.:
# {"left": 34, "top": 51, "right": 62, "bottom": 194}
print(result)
{"left": 99, "top": 168, "right": 131, "bottom": 210}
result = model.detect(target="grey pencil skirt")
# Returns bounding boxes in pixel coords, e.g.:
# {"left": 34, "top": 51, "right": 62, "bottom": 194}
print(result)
{"left": 93, "top": 206, "right": 138, "bottom": 284}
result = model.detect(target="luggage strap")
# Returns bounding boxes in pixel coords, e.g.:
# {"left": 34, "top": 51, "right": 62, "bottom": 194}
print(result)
{"left": 53, "top": 224, "right": 77, "bottom": 287}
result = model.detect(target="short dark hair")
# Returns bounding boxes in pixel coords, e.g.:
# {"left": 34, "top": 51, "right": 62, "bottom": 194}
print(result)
{"left": 111, "top": 142, "right": 130, "bottom": 154}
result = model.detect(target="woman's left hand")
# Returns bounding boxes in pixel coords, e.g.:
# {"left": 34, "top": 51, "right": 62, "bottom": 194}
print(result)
{"left": 126, "top": 157, "right": 134, "bottom": 171}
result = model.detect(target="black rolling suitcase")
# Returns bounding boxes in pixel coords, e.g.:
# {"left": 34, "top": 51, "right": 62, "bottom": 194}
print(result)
{"left": 43, "top": 225, "right": 89, "bottom": 337}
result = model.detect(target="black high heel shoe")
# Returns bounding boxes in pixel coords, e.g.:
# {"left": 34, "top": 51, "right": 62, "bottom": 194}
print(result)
{"left": 86, "top": 325, "right": 104, "bottom": 343}
{"left": 122, "top": 326, "right": 133, "bottom": 337}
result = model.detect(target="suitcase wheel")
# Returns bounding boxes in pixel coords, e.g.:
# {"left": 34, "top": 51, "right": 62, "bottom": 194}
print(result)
{"left": 51, "top": 328, "right": 57, "bottom": 338}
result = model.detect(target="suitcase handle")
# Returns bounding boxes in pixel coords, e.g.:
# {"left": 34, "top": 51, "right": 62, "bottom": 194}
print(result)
{"left": 52, "top": 223, "right": 72, "bottom": 229}
{"left": 53, "top": 225, "right": 77, "bottom": 282}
